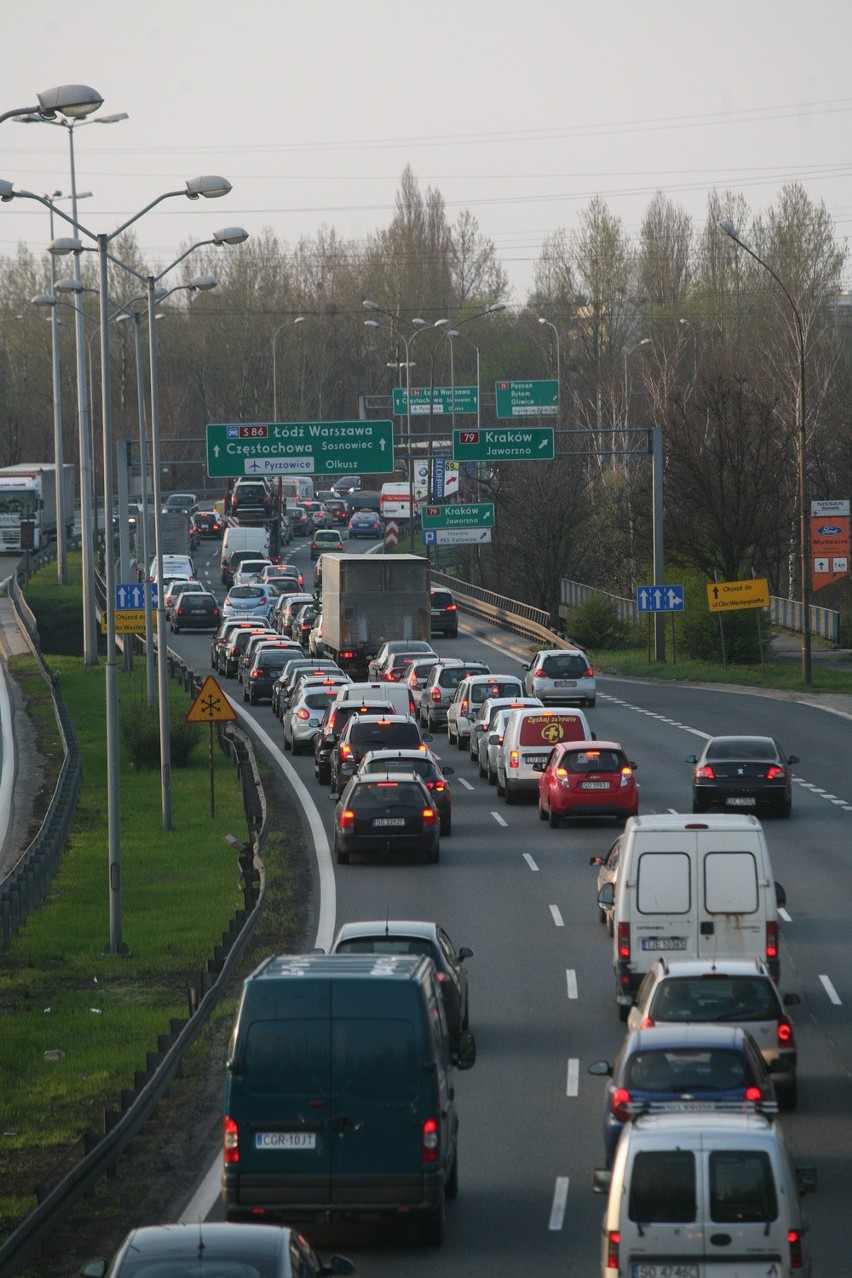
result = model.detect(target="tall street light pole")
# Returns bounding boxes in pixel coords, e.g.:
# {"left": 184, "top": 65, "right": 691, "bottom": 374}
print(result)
{"left": 1, "top": 175, "right": 236, "bottom": 954}
{"left": 538, "top": 316, "right": 561, "bottom": 421}
{"left": 717, "top": 219, "right": 811, "bottom": 685}
{"left": 16, "top": 100, "right": 129, "bottom": 659}
{"left": 271, "top": 316, "right": 306, "bottom": 420}
{"left": 0, "top": 84, "right": 104, "bottom": 126}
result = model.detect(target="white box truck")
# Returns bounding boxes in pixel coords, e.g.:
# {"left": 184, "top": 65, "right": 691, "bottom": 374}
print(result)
{"left": 0, "top": 463, "right": 75, "bottom": 552}
{"left": 322, "top": 553, "right": 430, "bottom": 678}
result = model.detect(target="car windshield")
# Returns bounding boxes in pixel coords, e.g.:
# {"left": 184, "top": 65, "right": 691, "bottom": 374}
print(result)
{"left": 651, "top": 977, "right": 780, "bottom": 1023}
{"left": 540, "top": 653, "right": 589, "bottom": 677}
{"left": 706, "top": 738, "right": 777, "bottom": 761}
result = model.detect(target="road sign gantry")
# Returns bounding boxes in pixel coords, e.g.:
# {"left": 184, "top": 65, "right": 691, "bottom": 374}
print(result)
{"left": 205, "top": 420, "right": 395, "bottom": 478}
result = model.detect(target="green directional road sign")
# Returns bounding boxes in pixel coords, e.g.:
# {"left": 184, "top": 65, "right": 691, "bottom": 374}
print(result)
{"left": 452, "top": 427, "right": 555, "bottom": 462}
{"left": 205, "top": 420, "right": 394, "bottom": 478}
{"left": 494, "top": 379, "right": 558, "bottom": 418}
{"left": 420, "top": 502, "right": 495, "bottom": 529}
{"left": 392, "top": 386, "right": 478, "bottom": 416}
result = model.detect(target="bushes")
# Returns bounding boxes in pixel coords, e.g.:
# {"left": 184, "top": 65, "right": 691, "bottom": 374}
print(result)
{"left": 563, "top": 594, "right": 640, "bottom": 650}
{"left": 121, "top": 687, "right": 199, "bottom": 768}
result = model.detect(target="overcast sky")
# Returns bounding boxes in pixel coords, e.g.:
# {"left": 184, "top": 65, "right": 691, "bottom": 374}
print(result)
{"left": 2, "top": 0, "right": 851, "bottom": 300}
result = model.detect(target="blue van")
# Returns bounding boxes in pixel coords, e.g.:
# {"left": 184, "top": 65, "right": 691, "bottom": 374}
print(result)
{"left": 221, "top": 953, "right": 475, "bottom": 1245}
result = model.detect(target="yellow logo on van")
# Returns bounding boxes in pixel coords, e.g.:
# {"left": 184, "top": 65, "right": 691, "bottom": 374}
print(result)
{"left": 520, "top": 713, "right": 581, "bottom": 746}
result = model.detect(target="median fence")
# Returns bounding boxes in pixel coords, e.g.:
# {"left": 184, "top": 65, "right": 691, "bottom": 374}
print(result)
{"left": 0, "top": 577, "right": 270, "bottom": 1278}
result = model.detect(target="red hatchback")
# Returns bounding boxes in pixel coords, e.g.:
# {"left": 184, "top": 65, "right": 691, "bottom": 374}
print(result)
{"left": 536, "top": 739, "right": 638, "bottom": 827}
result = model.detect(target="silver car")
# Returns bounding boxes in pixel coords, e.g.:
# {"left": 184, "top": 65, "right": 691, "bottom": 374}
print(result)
{"left": 477, "top": 701, "right": 543, "bottom": 786}
{"left": 282, "top": 683, "right": 345, "bottom": 754}
{"left": 523, "top": 647, "right": 596, "bottom": 708}
{"left": 471, "top": 696, "right": 543, "bottom": 769}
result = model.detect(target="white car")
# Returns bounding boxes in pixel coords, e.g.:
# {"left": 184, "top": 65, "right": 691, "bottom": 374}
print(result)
{"left": 472, "top": 696, "right": 543, "bottom": 771}
{"left": 150, "top": 553, "right": 195, "bottom": 582}
{"left": 446, "top": 673, "right": 525, "bottom": 750}
{"left": 404, "top": 655, "right": 441, "bottom": 711}
{"left": 233, "top": 558, "right": 272, "bottom": 585}
{"left": 309, "top": 613, "right": 324, "bottom": 657}
{"left": 477, "top": 701, "right": 542, "bottom": 785}
{"left": 523, "top": 647, "right": 596, "bottom": 708}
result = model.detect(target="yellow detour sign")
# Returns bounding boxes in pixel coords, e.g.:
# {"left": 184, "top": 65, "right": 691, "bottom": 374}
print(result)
{"left": 104, "top": 610, "right": 147, "bottom": 633}
{"left": 706, "top": 578, "right": 770, "bottom": 612}
{"left": 186, "top": 675, "right": 238, "bottom": 723}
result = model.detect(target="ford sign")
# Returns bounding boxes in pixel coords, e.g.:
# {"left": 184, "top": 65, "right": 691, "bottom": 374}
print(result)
{"left": 817, "top": 524, "right": 843, "bottom": 535}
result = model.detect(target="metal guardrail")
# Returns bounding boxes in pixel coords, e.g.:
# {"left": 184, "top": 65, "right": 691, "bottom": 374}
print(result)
{"left": 560, "top": 577, "right": 841, "bottom": 644}
{"left": 0, "top": 617, "right": 268, "bottom": 1277}
{"left": 430, "top": 569, "right": 568, "bottom": 650}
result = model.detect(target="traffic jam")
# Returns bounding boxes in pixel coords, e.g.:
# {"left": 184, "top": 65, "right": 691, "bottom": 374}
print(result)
{"left": 146, "top": 478, "right": 847, "bottom": 1278}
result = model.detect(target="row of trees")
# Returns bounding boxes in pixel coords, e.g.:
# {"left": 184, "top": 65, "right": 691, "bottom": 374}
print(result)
{"left": 0, "top": 168, "right": 849, "bottom": 619}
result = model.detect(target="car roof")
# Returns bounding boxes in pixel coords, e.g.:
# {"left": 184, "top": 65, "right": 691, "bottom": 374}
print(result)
{"left": 556, "top": 739, "right": 624, "bottom": 752}
{"left": 347, "top": 713, "right": 412, "bottom": 725}
{"left": 120, "top": 1222, "right": 288, "bottom": 1260}
{"left": 625, "top": 1023, "right": 753, "bottom": 1050}
{"left": 648, "top": 958, "right": 771, "bottom": 979}
{"left": 334, "top": 919, "right": 440, "bottom": 944}
{"left": 628, "top": 1110, "right": 777, "bottom": 1139}
{"left": 624, "top": 813, "right": 763, "bottom": 831}
{"left": 361, "top": 748, "right": 436, "bottom": 762}
{"left": 351, "top": 770, "right": 429, "bottom": 786}
{"left": 535, "top": 646, "right": 587, "bottom": 658}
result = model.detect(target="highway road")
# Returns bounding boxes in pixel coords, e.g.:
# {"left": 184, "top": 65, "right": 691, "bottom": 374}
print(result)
{"left": 169, "top": 533, "right": 852, "bottom": 1276}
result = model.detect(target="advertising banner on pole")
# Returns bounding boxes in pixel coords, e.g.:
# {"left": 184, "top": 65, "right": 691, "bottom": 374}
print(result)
{"left": 810, "top": 499, "right": 850, "bottom": 592}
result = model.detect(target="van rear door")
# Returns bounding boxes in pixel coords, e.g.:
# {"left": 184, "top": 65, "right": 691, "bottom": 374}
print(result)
{"left": 633, "top": 845, "right": 695, "bottom": 957}
{"left": 700, "top": 849, "right": 763, "bottom": 963}
{"left": 233, "top": 979, "right": 332, "bottom": 1204}
{"left": 329, "top": 977, "right": 437, "bottom": 1205}
{"left": 702, "top": 1139, "right": 790, "bottom": 1273}
{"left": 622, "top": 1146, "right": 705, "bottom": 1270}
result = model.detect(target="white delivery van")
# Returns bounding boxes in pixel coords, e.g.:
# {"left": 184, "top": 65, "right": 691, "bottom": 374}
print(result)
{"left": 380, "top": 482, "right": 418, "bottom": 521}
{"left": 497, "top": 706, "right": 592, "bottom": 803}
{"left": 593, "top": 1109, "right": 816, "bottom": 1278}
{"left": 221, "top": 526, "right": 270, "bottom": 583}
{"left": 597, "top": 814, "right": 786, "bottom": 1018}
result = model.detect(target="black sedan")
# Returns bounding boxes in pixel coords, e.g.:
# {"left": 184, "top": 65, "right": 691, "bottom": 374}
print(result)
{"left": 169, "top": 590, "right": 220, "bottom": 633}
{"left": 333, "top": 773, "right": 440, "bottom": 864}
{"left": 191, "top": 509, "right": 224, "bottom": 539}
{"left": 329, "top": 919, "right": 472, "bottom": 1049}
{"left": 357, "top": 748, "right": 454, "bottom": 835}
{"left": 81, "top": 1221, "right": 354, "bottom": 1278}
{"left": 686, "top": 735, "right": 799, "bottom": 817}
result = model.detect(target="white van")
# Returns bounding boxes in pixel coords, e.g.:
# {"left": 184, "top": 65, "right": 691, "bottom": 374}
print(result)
{"left": 496, "top": 706, "right": 592, "bottom": 803}
{"left": 334, "top": 680, "right": 414, "bottom": 718}
{"left": 597, "top": 814, "right": 786, "bottom": 1018}
{"left": 380, "top": 482, "right": 418, "bottom": 521}
{"left": 593, "top": 1109, "right": 816, "bottom": 1278}
{"left": 221, "top": 526, "right": 270, "bottom": 583}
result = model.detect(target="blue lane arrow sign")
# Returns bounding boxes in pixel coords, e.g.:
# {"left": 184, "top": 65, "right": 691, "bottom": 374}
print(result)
{"left": 636, "top": 583, "right": 685, "bottom": 613}
{"left": 116, "top": 582, "right": 158, "bottom": 610}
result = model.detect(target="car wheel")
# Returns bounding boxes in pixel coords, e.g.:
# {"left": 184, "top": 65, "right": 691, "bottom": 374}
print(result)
{"left": 282, "top": 730, "right": 292, "bottom": 752}
{"left": 496, "top": 772, "right": 505, "bottom": 796}
{"left": 487, "top": 763, "right": 497, "bottom": 786}
{"left": 505, "top": 782, "right": 517, "bottom": 805}
{"left": 478, "top": 758, "right": 487, "bottom": 778}
{"left": 606, "top": 912, "right": 614, "bottom": 937}
{"left": 419, "top": 1193, "right": 445, "bottom": 1246}
{"left": 242, "top": 685, "right": 249, "bottom": 702}
{"left": 457, "top": 734, "right": 467, "bottom": 752}
{"left": 427, "top": 840, "right": 440, "bottom": 864}
{"left": 441, "top": 814, "right": 452, "bottom": 837}
{"left": 618, "top": 1000, "right": 630, "bottom": 1023}
{"left": 585, "top": 697, "right": 596, "bottom": 708}
{"left": 447, "top": 722, "right": 457, "bottom": 746}
{"left": 778, "top": 797, "right": 792, "bottom": 818}
{"left": 538, "top": 800, "right": 548, "bottom": 821}
{"left": 779, "top": 1077, "right": 798, "bottom": 1111}
{"left": 548, "top": 803, "right": 560, "bottom": 829}
{"left": 334, "top": 840, "right": 350, "bottom": 865}
{"left": 293, "top": 738, "right": 304, "bottom": 756}
{"left": 446, "top": 1149, "right": 459, "bottom": 1200}
{"left": 248, "top": 690, "right": 257, "bottom": 705}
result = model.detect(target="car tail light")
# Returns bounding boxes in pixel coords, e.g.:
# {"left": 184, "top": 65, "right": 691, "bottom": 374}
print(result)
{"left": 788, "top": 1229, "right": 804, "bottom": 1270}
{"left": 535, "top": 667, "right": 545, "bottom": 676}
{"left": 586, "top": 666, "right": 594, "bottom": 677}
{"left": 446, "top": 603, "right": 457, "bottom": 612}
{"left": 408, "top": 695, "right": 416, "bottom": 714}
{"left": 617, "top": 921, "right": 630, "bottom": 960}
{"left": 641, "top": 1016, "right": 654, "bottom": 1028}
{"left": 421, "top": 1117, "right": 439, "bottom": 1163}
{"left": 744, "top": 1086, "right": 763, "bottom": 1102}
{"left": 296, "top": 708, "right": 310, "bottom": 721}
{"left": 341, "top": 650, "right": 355, "bottom": 660}
{"left": 509, "top": 749, "right": 519, "bottom": 769}
{"left": 223, "top": 1115, "right": 239, "bottom": 1165}
{"left": 339, "top": 809, "right": 355, "bottom": 831}
{"left": 460, "top": 699, "right": 468, "bottom": 714}
{"left": 766, "top": 765, "right": 785, "bottom": 780}
{"left": 428, "top": 781, "right": 445, "bottom": 793}
{"left": 431, "top": 687, "right": 441, "bottom": 703}
{"left": 778, "top": 1018, "right": 794, "bottom": 1045}
{"left": 766, "top": 920, "right": 779, "bottom": 963}
{"left": 386, "top": 670, "right": 401, "bottom": 681}
{"left": 422, "top": 808, "right": 437, "bottom": 825}
{"left": 620, "top": 767, "right": 633, "bottom": 787}
{"left": 250, "top": 669, "right": 263, "bottom": 680}
{"left": 606, "top": 1230, "right": 620, "bottom": 1270}
{"left": 611, "top": 1087, "right": 631, "bottom": 1123}
{"left": 339, "top": 743, "right": 353, "bottom": 760}
{"left": 695, "top": 765, "right": 715, "bottom": 779}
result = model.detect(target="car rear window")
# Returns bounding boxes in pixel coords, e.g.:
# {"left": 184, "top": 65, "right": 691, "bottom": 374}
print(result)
{"left": 624, "top": 1047, "right": 753, "bottom": 1092}
{"left": 431, "top": 591, "right": 455, "bottom": 607}
{"left": 304, "top": 690, "right": 341, "bottom": 710}
{"left": 245, "top": 1020, "right": 328, "bottom": 1096}
{"left": 349, "top": 721, "right": 422, "bottom": 750}
{"left": 709, "top": 1150, "right": 778, "bottom": 1223}
{"left": 179, "top": 597, "right": 216, "bottom": 612}
{"left": 470, "top": 679, "right": 522, "bottom": 704}
{"left": 351, "top": 780, "right": 425, "bottom": 809}
{"left": 651, "top": 976, "right": 780, "bottom": 1023}
{"left": 518, "top": 713, "right": 587, "bottom": 747}
{"left": 540, "top": 653, "right": 589, "bottom": 678}
{"left": 336, "top": 937, "right": 434, "bottom": 958}
{"left": 439, "top": 665, "right": 488, "bottom": 689}
{"left": 562, "top": 748, "right": 625, "bottom": 773}
{"left": 706, "top": 738, "right": 776, "bottom": 761}
{"left": 365, "top": 757, "right": 432, "bottom": 780}
{"left": 629, "top": 1151, "right": 696, "bottom": 1223}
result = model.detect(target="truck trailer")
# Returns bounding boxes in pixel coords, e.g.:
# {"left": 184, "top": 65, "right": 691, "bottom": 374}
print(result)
{"left": 321, "top": 553, "right": 430, "bottom": 678}
{"left": 0, "top": 463, "right": 75, "bottom": 552}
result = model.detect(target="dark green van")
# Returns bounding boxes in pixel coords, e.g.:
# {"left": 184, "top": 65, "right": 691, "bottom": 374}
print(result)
{"left": 221, "top": 953, "right": 475, "bottom": 1245}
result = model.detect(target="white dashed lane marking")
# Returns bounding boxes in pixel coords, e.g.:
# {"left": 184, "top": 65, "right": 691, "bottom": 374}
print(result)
{"left": 523, "top": 853, "right": 539, "bottom": 871}
{"left": 550, "top": 905, "right": 564, "bottom": 927}
{"left": 566, "top": 969, "right": 578, "bottom": 999}
{"left": 779, "top": 907, "right": 792, "bottom": 923}
{"left": 566, "top": 1058, "right": 579, "bottom": 1097}
{"left": 491, "top": 811, "right": 507, "bottom": 828}
{"left": 820, "top": 975, "right": 842, "bottom": 1005}
{"left": 549, "top": 1177, "right": 569, "bottom": 1230}
{"left": 457, "top": 777, "right": 475, "bottom": 791}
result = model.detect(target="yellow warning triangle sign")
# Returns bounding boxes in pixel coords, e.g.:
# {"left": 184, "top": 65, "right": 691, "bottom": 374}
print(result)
{"left": 186, "top": 675, "right": 238, "bottom": 723}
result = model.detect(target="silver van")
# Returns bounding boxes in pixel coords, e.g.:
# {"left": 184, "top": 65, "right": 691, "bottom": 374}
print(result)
{"left": 593, "top": 1109, "right": 816, "bottom": 1277}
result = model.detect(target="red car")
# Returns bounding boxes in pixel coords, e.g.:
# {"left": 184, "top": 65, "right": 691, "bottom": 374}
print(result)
{"left": 536, "top": 739, "right": 639, "bottom": 827}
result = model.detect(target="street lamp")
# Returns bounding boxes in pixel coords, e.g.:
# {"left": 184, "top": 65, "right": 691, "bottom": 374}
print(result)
{"left": 623, "top": 338, "right": 651, "bottom": 427}
{"left": 1, "top": 174, "right": 236, "bottom": 955}
{"left": 538, "top": 316, "right": 561, "bottom": 413}
{"left": 16, "top": 102, "right": 128, "bottom": 659}
{"left": 717, "top": 218, "right": 811, "bottom": 685}
{"left": 0, "top": 84, "right": 103, "bottom": 126}
{"left": 271, "top": 315, "right": 305, "bottom": 420}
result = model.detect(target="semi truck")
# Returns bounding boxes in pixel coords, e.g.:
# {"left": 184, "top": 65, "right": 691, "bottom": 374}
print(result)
{"left": 321, "top": 553, "right": 430, "bottom": 678}
{"left": 0, "top": 463, "right": 75, "bottom": 552}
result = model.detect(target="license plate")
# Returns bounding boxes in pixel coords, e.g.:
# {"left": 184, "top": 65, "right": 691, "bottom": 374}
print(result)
{"left": 641, "top": 937, "right": 687, "bottom": 951}
{"left": 373, "top": 817, "right": 405, "bottom": 827}
{"left": 256, "top": 1132, "right": 316, "bottom": 1150}
{"left": 582, "top": 781, "right": 610, "bottom": 790}
{"left": 554, "top": 679, "right": 577, "bottom": 687}
{"left": 632, "top": 1266, "right": 698, "bottom": 1278}
{"left": 725, "top": 796, "right": 756, "bottom": 806}
{"left": 523, "top": 754, "right": 542, "bottom": 765}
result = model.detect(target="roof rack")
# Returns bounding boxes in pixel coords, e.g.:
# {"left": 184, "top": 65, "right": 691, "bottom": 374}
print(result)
{"left": 626, "top": 1098, "right": 779, "bottom": 1121}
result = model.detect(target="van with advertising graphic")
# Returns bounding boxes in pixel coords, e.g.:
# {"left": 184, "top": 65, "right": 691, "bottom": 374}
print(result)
{"left": 497, "top": 706, "right": 592, "bottom": 803}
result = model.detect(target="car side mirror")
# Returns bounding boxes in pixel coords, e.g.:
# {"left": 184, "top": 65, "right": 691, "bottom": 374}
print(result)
{"left": 592, "top": 1169, "right": 612, "bottom": 1195}
{"left": 788, "top": 754, "right": 800, "bottom": 765}
{"left": 588, "top": 1059, "right": 613, "bottom": 1077}
{"left": 589, "top": 855, "right": 603, "bottom": 866}
{"left": 458, "top": 946, "right": 473, "bottom": 961}
{"left": 796, "top": 1166, "right": 817, "bottom": 1195}
{"left": 775, "top": 881, "right": 787, "bottom": 909}
{"left": 454, "top": 1030, "right": 476, "bottom": 1070}
{"left": 531, "top": 760, "right": 546, "bottom": 772}
{"left": 324, "top": 1257, "right": 356, "bottom": 1277}
{"left": 423, "top": 732, "right": 433, "bottom": 742}
{"left": 80, "top": 1263, "right": 108, "bottom": 1278}
{"left": 629, "top": 761, "right": 638, "bottom": 769}
{"left": 783, "top": 992, "right": 800, "bottom": 1006}
{"left": 685, "top": 753, "right": 698, "bottom": 764}
{"left": 488, "top": 733, "right": 499, "bottom": 744}
{"left": 441, "top": 766, "right": 455, "bottom": 777}
{"left": 597, "top": 882, "right": 615, "bottom": 908}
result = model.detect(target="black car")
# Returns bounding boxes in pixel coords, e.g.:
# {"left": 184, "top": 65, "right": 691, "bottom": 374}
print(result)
{"left": 326, "top": 497, "right": 351, "bottom": 524}
{"left": 430, "top": 587, "right": 459, "bottom": 637}
{"left": 333, "top": 772, "right": 440, "bottom": 864}
{"left": 82, "top": 1221, "right": 353, "bottom": 1278}
{"left": 169, "top": 590, "right": 220, "bottom": 633}
{"left": 686, "top": 735, "right": 799, "bottom": 818}
{"left": 191, "top": 509, "right": 224, "bottom": 539}
{"left": 313, "top": 698, "right": 396, "bottom": 784}
{"left": 244, "top": 644, "right": 301, "bottom": 705}
{"left": 357, "top": 748, "right": 454, "bottom": 835}
{"left": 286, "top": 503, "right": 310, "bottom": 536}
{"left": 330, "top": 713, "right": 432, "bottom": 794}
